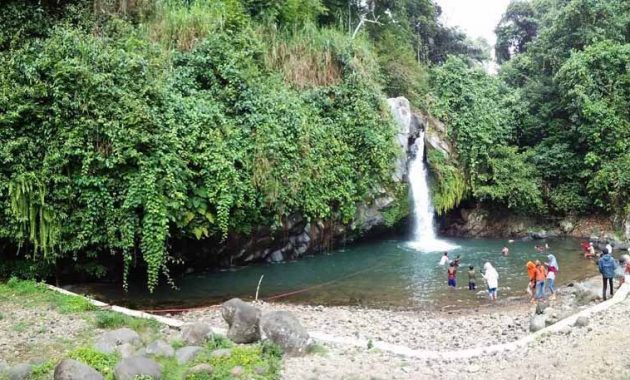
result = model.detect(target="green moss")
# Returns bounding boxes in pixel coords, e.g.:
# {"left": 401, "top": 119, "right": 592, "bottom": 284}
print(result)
{"left": 382, "top": 183, "right": 410, "bottom": 227}
{"left": 68, "top": 347, "right": 119, "bottom": 379}
{"left": 426, "top": 149, "right": 467, "bottom": 215}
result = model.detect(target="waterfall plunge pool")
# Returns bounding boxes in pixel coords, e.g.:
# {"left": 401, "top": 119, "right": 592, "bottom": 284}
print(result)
{"left": 71, "top": 237, "right": 598, "bottom": 311}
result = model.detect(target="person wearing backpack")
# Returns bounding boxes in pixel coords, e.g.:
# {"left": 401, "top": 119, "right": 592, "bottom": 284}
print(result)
{"left": 598, "top": 251, "right": 618, "bottom": 301}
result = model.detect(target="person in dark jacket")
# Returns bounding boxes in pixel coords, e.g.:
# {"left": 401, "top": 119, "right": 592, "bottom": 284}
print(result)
{"left": 598, "top": 251, "right": 618, "bottom": 300}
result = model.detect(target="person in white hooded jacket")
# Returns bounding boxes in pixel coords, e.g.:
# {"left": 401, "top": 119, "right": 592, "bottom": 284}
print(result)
{"left": 482, "top": 262, "right": 499, "bottom": 302}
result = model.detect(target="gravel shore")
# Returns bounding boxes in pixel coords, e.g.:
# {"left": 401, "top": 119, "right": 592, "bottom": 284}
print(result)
{"left": 181, "top": 275, "right": 628, "bottom": 379}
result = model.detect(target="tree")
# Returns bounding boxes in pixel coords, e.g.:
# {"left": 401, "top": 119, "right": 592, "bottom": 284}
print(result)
{"left": 494, "top": 0, "right": 538, "bottom": 63}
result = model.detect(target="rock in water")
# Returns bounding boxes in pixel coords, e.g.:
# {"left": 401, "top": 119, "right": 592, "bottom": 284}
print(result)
{"left": 221, "top": 298, "right": 262, "bottom": 343}
{"left": 114, "top": 357, "right": 162, "bottom": 380}
{"left": 181, "top": 322, "right": 213, "bottom": 345}
{"left": 260, "top": 311, "right": 311, "bottom": 356}
{"left": 175, "top": 346, "right": 203, "bottom": 364}
{"left": 145, "top": 340, "right": 175, "bottom": 358}
{"left": 575, "top": 316, "right": 589, "bottom": 327}
{"left": 529, "top": 314, "right": 547, "bottom": 333}
{"left": 54, "top": 359, "right": 104, "bottom": 380}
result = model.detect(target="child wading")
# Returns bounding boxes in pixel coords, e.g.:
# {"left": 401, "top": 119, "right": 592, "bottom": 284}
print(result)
{"left": 468, "top": 266, "right": 477, "bottom": 290}
{"left": 447, "top": 262, "right": 457, "bottom": 289}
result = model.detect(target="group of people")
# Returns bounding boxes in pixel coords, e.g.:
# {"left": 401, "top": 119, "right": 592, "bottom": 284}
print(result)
{"left": 526, "top": 254, "right": 558, "bottom": 302}
{"left": 440, "top": 241, "right": 630, "bottom": 305}
{"left": 439, "top": 252, "right": 499, "bottom": 302}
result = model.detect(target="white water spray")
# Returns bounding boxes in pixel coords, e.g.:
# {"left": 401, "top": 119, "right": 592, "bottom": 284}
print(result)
{"left": 407, "top": 131, "right": 458, "bottom": 252}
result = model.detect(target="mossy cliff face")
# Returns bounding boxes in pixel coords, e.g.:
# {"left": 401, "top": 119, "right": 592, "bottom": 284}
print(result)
{"left": 180, "top": 98, "right": 415, "bottom": 269}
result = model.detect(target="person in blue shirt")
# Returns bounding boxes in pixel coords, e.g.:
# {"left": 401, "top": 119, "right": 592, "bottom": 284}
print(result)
{"left": 598, "top": 251, "right": 618, "bottom": 301}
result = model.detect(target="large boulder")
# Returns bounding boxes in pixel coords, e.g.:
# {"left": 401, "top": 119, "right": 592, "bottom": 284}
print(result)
{"left": 175, "top": 346, "right": 203, "bottom": 365}
{"left": 260, "top": 311, "right": 311, "bottom": 356}
{"left": 94, "top": 328, "right": 141, "bottom": 354}
{"left": 54, "top": 359, "right": 104, "bottom": 380}
{"left": 145, "top": 340, "right": 174, "bottom": 358}
{"left": 181, "top": 322, "right": 213, "bottom": 345}
{"left": 222, "top": 298, "right": 262, "bottom": 344}
{"left": 113, "top": 357, "right": 162, "bottom": 380}
{"left": 6, "top": 363, "right": 32, "bottom": 380}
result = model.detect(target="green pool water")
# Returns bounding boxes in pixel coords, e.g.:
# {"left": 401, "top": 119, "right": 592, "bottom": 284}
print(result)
{"left": 74, "top": 237, "right": 599, "bottom": 310}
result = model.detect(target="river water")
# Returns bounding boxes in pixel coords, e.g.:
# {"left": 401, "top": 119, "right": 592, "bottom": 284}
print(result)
{"left": 75, "top": 237, "right": 598, "bottom": 311}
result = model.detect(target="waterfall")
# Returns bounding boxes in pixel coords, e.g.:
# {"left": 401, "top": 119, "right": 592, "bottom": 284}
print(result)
{"left": 407, "top": 131, "right": 458, "bottom": 252}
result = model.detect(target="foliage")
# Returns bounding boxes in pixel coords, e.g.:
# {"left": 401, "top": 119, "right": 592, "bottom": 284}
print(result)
{"left": 495, "top": 0, "right": 538, "bottom": 63}
{"left": 426, "top": 150, "right": 466, "bottom": 215}
{"left": 93, "top": 310, "right": 161, "bottom": 332}
{"left": 382, "top": 184, "right": 410, "bottom": 227}
{"left": 68, "top": 346, "right": 119, "bottom": 378}
{"left": 190, "top": 343, "right": 282, "bottom": 380}
{"left": 496, "top": 0, "right": 630, "bottom": 217}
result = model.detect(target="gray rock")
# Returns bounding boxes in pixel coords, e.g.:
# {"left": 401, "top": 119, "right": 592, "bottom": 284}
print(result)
{"left": 116, "top": 343, "right": 137, "bottom": 359}
{"left": 113, "top": 357, "right": 162, "bottom": 380}
{"left": 94, "top": 328, "right": 140, "bottom": 354}
{"left": 187, "top": 364, "right": 213, "bottom": 376}
{"left": 175, "top": 346, "right": 203, "bottom": 364}
{"left": 222, "top": 298, "right": 262, "bottom": 344}
{"left": 210, "top": 348, "right": 232, "bottom": 358}
{"left": 529, "top": 314, "right": 546, "bottom": 333}
{"left": 536, "top": 301, "right": 548, "bottom": 315}
{"left": 7, "top": 363, "right": 32, "bottom": 380}
{"left": 0, "top": 362, "right": 8, "bottom": 374}
{"left": 269, "top": 250, "right": 284, "bottom": 263}
{"left": 575, "top": 316, "right": 590, "bottom": 327}
{"left": 230, "top": 366, "right": 245, "bottom": 378}
{"left": 260, "top": 311, "right": 312, "bottom": 356}
{"left": 145, "top": 340, "right": 174, "bottom": 358}
{"left": 181, "top": 322, "right": 213, "bottom": 345}
{"left": 54, "top": 359, "right": 104, "bottom": 380}
{"left": 559, "top": 220, "right": 574, "bottom": 233}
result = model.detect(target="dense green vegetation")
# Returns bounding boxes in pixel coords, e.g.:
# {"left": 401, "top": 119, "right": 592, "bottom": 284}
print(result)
{"left": 1, "top": 0, "right": 628, "bottom": 289}
{"left": 0, "top": 0, "right": 485, "bottom": 289}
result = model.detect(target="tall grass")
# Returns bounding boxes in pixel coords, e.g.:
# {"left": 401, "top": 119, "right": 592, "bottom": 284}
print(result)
{"left": 145, "top": 0, "right": 244, "bottom": 50}
{"left": 260, "top": 23, "right": 380, "bottom": 89}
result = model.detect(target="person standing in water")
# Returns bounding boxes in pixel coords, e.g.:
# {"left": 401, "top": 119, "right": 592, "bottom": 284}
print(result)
{"left": 439, "top": 251, "right": 450, "bottom": 266}
{"left": 501, "top": 246, "right": 509, "bottom": 256}
{"left": 545, "top": 254, "right": 559, "bottom": 300}
{"left": 468, "top": 265, "right": 477, "bottom": 290}
{"left": 447, "top": 262, "right": 457, "bottom": 289}
{"left": 482, "top": 262, "right": 499, "bottom": 302}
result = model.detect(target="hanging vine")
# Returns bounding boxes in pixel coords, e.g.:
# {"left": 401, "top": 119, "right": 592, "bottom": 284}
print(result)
{"left": 8, "top": 174, "right": 60, "bottom": 259}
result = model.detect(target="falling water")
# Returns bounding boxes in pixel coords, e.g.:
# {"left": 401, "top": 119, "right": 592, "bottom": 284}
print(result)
{"left": 407, "top": 131, "right": 458, "bottom": 252}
